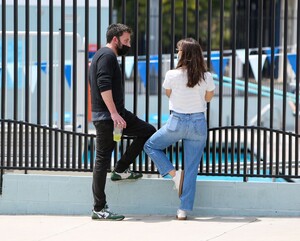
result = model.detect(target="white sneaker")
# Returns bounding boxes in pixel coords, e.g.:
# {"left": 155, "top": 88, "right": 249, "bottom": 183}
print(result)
{"left": 172, "top": 170, "right": 184, "bottom": 197}
{"left": 176, "top": 209, "right": 187, "bottom": 220}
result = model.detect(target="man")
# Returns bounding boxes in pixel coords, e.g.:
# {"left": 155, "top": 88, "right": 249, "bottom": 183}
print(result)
{"left": 89, "top": 23, "right": 156, "bottom": 221}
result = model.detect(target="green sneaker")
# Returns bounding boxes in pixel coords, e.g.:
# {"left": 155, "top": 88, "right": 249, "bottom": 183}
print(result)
{"left": 92, "top": 204, "right": 125, "bottom": 221}
{"left": 111, "top": 169, "right": 143, "bottom": 181}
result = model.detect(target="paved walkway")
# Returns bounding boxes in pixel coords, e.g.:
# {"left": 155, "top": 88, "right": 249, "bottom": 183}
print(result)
{"left": 1, "top": 215, "right": 300, "bottom": 241}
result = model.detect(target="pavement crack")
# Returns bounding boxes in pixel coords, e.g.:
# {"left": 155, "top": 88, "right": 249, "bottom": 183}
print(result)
{"left": 37, "top": 220, "right": 93, "bottom": 241}
{"left": 205, "top": 218, "right": 258, "bottom": 241}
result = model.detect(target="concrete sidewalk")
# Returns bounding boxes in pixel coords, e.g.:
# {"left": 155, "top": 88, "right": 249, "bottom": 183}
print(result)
{"left": 1, "top": 215, "right": 300, "bottom": 241}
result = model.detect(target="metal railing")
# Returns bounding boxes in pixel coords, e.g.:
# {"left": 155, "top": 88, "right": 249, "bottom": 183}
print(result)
{"left": 1, "top": 1, "right": 300, "bottom": 190}
{"left": 1, "top": 119, "right": 299, "bottom": 178}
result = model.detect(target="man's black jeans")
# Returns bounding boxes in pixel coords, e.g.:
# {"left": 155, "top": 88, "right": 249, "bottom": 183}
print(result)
{"left": 92, "top": 109, "right": 156, "bottom": 211}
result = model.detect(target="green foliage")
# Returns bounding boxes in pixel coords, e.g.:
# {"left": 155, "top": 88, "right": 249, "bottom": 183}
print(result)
{"left": 113, "top": 0, "right": 232, "bottom": 53}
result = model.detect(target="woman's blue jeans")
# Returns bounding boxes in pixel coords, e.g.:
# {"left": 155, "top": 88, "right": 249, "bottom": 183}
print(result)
{"left": 144, "top": 111, "right": 207, "bottom": 211}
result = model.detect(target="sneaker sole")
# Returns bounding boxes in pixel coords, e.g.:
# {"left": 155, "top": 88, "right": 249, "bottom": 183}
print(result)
{"left": 178, "top": 171, "right": 184, "bottom": 197}
{"left": 111, "top": 175, "right": 143, "bottom": 182}
{"left": 92, "top": 217, "right": 125, "bottom": 221}
{"left": 111, "top": 178, "right": 139, "bottom": 182}
{"left": 92, "top": 216, "right": 125, "bottom": 221}
{"left": 176, "top": 215, "right": 187, "bottom": 220}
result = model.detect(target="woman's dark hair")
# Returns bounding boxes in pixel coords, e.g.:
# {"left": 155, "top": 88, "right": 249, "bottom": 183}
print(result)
{"left": 176, "top": 38, "right": 207, "bottom": 88}
{"left": 106, "top": 23, "right": 132, "bottom": 43}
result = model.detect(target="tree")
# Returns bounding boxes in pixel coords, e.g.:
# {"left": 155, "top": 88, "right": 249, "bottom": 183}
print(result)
{"left": 113, "top": 0, "right": 232, "bottom": 54}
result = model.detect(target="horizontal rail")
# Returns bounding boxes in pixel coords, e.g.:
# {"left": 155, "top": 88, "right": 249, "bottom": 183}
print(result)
{"left": 1, "top": 119, "right": 299, "bottom": 181}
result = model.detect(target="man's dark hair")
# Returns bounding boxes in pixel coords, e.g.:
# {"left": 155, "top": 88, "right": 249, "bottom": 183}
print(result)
{"left": 106, "top": 23, "right": 132, "bottom": 43}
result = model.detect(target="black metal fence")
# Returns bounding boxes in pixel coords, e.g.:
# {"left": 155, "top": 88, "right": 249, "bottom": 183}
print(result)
{"left": 1, "top": 0, "right": 300, "bottom": 188}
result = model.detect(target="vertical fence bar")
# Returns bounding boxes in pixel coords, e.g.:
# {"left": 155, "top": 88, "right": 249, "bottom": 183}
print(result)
{"left": 224, "top": 128, "right": 229, "bottom": 174}
{"left": 43, "top": 128, "right": 47, "bottom": 168}
{"left": 60, "top": 0, "right": 66, "bottom": 168}
{"left": 13, "top": 0, "right": 18, "bottom": 167}
{"left": 150, "top": 0, "right": 163, "bottom": 173}
{"left": 24, "top": 0, "right": 30, "bottom": 170}
{"left": 295, "top": 0, "right": 300, "bottom": 175}
{"left": 133, "top": 1, "right": 141, "bottom": 171}
{"left": 257, "top": 1, "right": 263, "bottom": 127}
{"left": 205, "top": 0, "right": 212, "bottom": 171}
{"left": 143, "top": 0, "right": 150, "bottom": 172}
{"left": 195, "top": 0, "right": 199, "bottom": 41}
{"left": 211, "top": 130, "right": 216, "bottom": 173}
{"left": 97, "top": 0, "right": 101, "bottom": 49}
{"left": 133, "top": 0, "right": 139, "bottom": 115}
{"left": 84, "top": 136, "right": 88, "bottom": 170}
{"left": 288, "top": 134, "right": 292, "bottom": 175}
{"left": 146, "top": 0, "right": 150, "bottom": 124}
{"left": 72, "top": 0, "right": 78, "bottom": 167}
{"left": 157, "top": 0, "right": 162, "bottom": 130}
{"left": 180, "top": 141, "right": 184, "bottom": 171}
{"left": 256, "top": 129, "right": 261, "bottom": 175}
{"left": 48, "top": 0, "right": 54, "bottom": 167}
{"left": 218, "top": 0, "right": 224, "bottom": 173}
{"left": 109, "top": 0, "right": 113, "bottom": 25}
{"left": 168, "top": 0, "right": 175, "bottom": 169}
{"left": 281, "top": 131, "right": 285, "bottom": 176}
{"left": 66, "top": 133, "right": 71, "bottom": 169}
{"left": 183, "top": 0, "right": 187, "bottom": 38}
{"left": 256, "top": 0, "right": 263, "bottom": 175}
{"left": 121, "top": 0, "right": 126, "bottom": 83}
{"left": 230, "top": 127, "right": 235, "bottom": 175}
{"left": 171, "top": 144, "right": 176, "bottom": 171}
{"left": 236, "top": 128, "right": 241, "bottom": 175}
{"left": 77, "top": 135, "right": 82, "bottom": 169}
{"left": 281, "top": 0, "right": 289, "bottom": 175}
{"left": 231, "top": 0, "right": 236, "bottom": 127}
{"left": 67, "top": 133, "right": 71, "bottom": 169}
{"left": 1, "top": 0, "right": 7, "bottom": 181}
{"left": 172, "top": 0, "right": 177, "bottom": 166}
{"left": 243, "top": 0, "right": 250, "bottom": 182}
{"left": 250, "top": 128, "right": 254, "bottom": 175}
{"left": 90, "top": 136, "right": 95, "bottom": 170}
{"left": 72, "top": 0, "right": 77, "bottom": 133}
{"left": 0, "top": 0, "right": 5, "bottom": 105}
{"left": 37, "top": 0, "right": 42, "bottom": 124}
{"left": 7, "top": 122, "right": 12, "bottom": 167}
{"left": 113, "top": 145, "right": 117, "bottom": 169}
{"left": 36, "top": 0, "right": 42, "bottom": 169}
{"left": 36, "top": 126, "right": 41, "bottom": 167}
{"left": 49, "top": 0, "right": 53, "bottom": 128}
{"left": 18, "top": 123, "right": 23, "bottom": 167}
{"left": 269, "top": 0, "right": 276, "bottom": 177}
{"left": 170, "top": 0, "right": 175, "bottom": 70}
{"left": 263, "top": 129, "right": 267, "bottom": 175}
{"left": 230, "top": 1, "right": 237, "bottom": 176}
{"left": 83, "top": 0, "right": 89, "bottom": 167}
{"left": 275, "top": 132, "right": 280, "bottom": 175}
{"left": 31, "top": 125, "right": 35, "bottom": 167}
{"left": 218, "top": 0, "right": 224, "bottom": 125}
{"left": 121, "top": 0, "right": 126, "bottom": 172}
{"left": 71, "top": 132, "right": 75, "bottom": 168}
{"left": 282, "top": 0, "right": 288, "bottom": 132}
{"left": 54, "top": 131, "right": 58, "bottom": 168}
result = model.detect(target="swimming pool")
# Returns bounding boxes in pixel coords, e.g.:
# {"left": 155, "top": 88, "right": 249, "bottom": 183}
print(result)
{"left": 85, "top": 145, "right": 287, "bottom": 183}
{"left": 196, "top": 175, "right": 286, "bottom": 182}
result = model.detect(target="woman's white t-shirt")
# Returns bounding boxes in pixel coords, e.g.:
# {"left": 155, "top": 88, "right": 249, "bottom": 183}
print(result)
{"left": 163, "top": 69, "right": 215, "bottom": 113}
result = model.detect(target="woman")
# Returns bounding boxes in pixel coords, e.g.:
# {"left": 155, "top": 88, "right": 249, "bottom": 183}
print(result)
{"left": 144, "top": 38, "right": 215, "bottom": 220}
